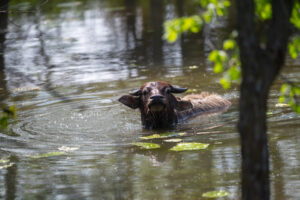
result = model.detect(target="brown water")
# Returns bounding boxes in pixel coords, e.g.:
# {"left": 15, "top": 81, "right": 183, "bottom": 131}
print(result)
{"left": 0, "top": 0, "right": 299, "bottom": 199}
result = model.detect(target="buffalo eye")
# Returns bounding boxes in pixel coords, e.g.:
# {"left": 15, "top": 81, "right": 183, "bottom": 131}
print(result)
{"left": 164, "top": 87, "right": 171, "bottom": 94}
{"left": 143, "top": 90, "right": 148, "bottom": 95}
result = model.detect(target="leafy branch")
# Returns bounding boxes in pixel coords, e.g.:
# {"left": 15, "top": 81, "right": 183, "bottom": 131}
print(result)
{"left": 164, "top": 0, "right": 300, "bottom": 113}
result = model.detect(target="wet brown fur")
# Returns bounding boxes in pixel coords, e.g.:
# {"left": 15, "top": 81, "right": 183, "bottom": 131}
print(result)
{"left": 176, "top": 93, "right": 231, "bottom": 122}
{"left": 119, "top": 81, "right": 231, "bottom": 129}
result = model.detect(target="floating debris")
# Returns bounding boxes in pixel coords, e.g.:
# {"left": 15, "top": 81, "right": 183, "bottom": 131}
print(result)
{"left": 140, "top": 132, "right": 186, "bottom": 140}
{"left": 12, "top": 86, "right": 40, "bottom": 93}
{"left": 164, "top": 138, "right": 182, "bottom": 143}
{"left": 58, "top": 146, "right": 79, "bottom": 152}
{"left": 0, "top": 159, "right": 9, "bottom": 164}
{"left": 29, "top": 151, "right": 66, "bottom": 159}
{"left": 0, "top": 163, "right": 14, "bottom": 169}
{"left": 214, "top": 141, "right": 223, "bottom": 145}
{"left": 186, "top": 89, "right": 198, "bottom": 94}
{"left": 188, "top": 65, "right": 199, "bottom": 69}
{"left": 57, "top": 2, "right": 82, "bottom": 8}
{"left": 170, "top": 142, "right": 209, "bottom": 151}
{"left": 140, "top": 134, "right": 167, "bottom": 140}
{"left": 202, "top": 190, "right": 230, "bottom": 198}
{"left": 132, "top": 142, "right": 160, "bottom": 150}
{"left": 275, "top": 103, "right": 290, "bottom": 108}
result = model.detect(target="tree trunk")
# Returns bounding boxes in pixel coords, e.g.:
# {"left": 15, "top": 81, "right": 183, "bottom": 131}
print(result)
{"left": 237, "top": 0, "right": 294, "bottom": 199}
{"left": 238, "top": 60, "right": 271, "bottom": 200}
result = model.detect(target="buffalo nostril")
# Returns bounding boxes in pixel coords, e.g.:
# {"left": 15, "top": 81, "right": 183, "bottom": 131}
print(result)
{"left": 150, "top": 95, "right": 164, "bottom": 100}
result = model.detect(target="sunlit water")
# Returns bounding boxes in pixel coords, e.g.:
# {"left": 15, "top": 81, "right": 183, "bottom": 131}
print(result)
{"left": 0, "top": 1, "right": 299, "bottom": 199}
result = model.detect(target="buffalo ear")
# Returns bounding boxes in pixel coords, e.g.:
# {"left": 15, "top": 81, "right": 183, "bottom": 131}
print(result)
{"left": 118, "top": 95, "right": 140, "bottom": 109}
{"left": 170, "top": 85, "right": 188, "bottom": 93}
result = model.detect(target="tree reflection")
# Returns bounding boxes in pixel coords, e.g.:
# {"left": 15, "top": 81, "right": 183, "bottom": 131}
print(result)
{"left": 124, "top": 0, "right": 137, "bottom": 48}
{"left": 0, "top": 0, "right": 9, "bottom": 102}
{"left": 270, "top": 140, "right": 286, "bottom": 200}
{"left": 149, "top": 0, "right": 163, "bottom": 65}
{"left": 5, "top": 155, "right": 18, "bottom": 200}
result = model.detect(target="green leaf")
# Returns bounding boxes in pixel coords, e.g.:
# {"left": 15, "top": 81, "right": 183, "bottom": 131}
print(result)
{"left": 278, "top": 95, "right": 285, "bottom": 103}
{"left": 182, "top": 18, "right": 193, "bottom": 31}
{"left": 255, "top": 0, "right": 272, "bottom": 20}
{"left": 228, "top": 65, "right": 240, "bottom": 80}
{"left": 278, "top": 83, "right": 299, "bottom": 113}
{"left": 223, "top": 39, "right": 235, "bottom": 50}
{"left": 280, "top": 83, "right": 290, "bottom": 93}
{"left": 223, "top": 0, "right": 231, "bottom": 7}
{"left": 202, "top": 190, "right": 230, "bottom": 198}
{"left": 169, "top": 142, "right": 209, "bottom": 151}
{"left": 220, "top": 77, "right": 231, "bottom": 89}
{"left": 208, "top": 50, "right": 219, "bottom": 62}
{"left": 292, "top": 104, "right": 300, "bottom": 113}
{"left": 288, "top": 43, "right": 298, "bottom": 59}
{"left": 288, "top": 37, "right": 300, "bottom": 59}
{"left": 214, "top": 63, "right": 223, "bottom": 73}
{"left": 288, "top": 99, "right": 294, "bottom": 106}
{"left": 290, "top": 2, "right": 300, "bottom": 29}
{"left": 293, "top": 86, "right": 300, "bottom": 96}
{"left": 164, "top": 16, "right": 203, "bottom": 43}
{"left": 165, "top": 30, "right": 178, "bottom": 43}
{"left": 190, "top": 26, "right": 200, "bottom": 33}
{"left": 261, "top": 3, "right": 272, "bottom": 20}
{"left": 216, "top": 7, "right": 224, "bottom": 16}
{"left": 203, "top": 11, "right": 213, "bottom": 23}
{"left": 29, "top": 151, "right": 66, "bottom": 159}
{"left": 218, "top": 50, "right": 228, "bottom": 61}
{"left": 132, "top": 142, "right": 160, "bottom": 149}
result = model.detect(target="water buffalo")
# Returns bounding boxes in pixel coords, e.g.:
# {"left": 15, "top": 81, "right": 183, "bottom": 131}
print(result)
{"left": 119, "top": 81, "right": 231, "bottom": 129}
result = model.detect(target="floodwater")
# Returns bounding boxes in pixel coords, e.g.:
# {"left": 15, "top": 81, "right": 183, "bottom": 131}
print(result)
{"left": 0, "top": 0, "right": 299, "bottom": 199}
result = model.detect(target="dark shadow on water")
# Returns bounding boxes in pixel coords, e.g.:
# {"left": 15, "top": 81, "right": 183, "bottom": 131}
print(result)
{"left": 0, "top": 0, "right": 9, "bottom": 103}
{"left": 5, "top": 155, "right": 18, "bottom": 200}
{"left": 149, "top": 0, "right": 164, "bottom": 65}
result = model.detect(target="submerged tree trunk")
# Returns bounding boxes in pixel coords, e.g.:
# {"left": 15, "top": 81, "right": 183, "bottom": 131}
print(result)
{"left": 237, "top": 0, "right": 294, "bottom": 199}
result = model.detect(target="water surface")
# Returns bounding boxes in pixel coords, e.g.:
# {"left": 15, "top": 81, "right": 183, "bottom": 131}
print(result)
{"left": 0, "top": 0, "right": 299, "bottom": 199}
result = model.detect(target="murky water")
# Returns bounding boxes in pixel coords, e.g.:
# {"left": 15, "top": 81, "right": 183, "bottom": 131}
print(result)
{"left": 0, "top": 0, "right": 299, "bottom": 199}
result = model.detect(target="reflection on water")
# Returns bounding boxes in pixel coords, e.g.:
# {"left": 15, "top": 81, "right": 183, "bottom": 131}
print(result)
{"left": 0, "top": 0, "right": 299, "bottom": 199}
